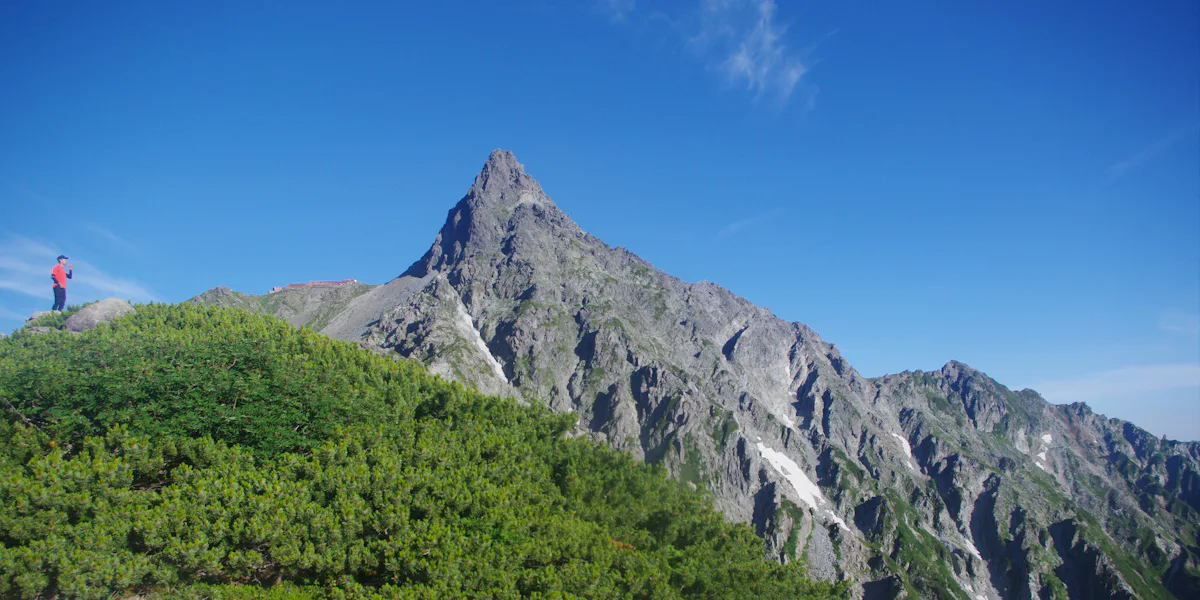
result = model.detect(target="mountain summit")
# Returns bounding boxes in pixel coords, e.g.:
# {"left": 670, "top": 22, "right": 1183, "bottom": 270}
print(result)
{"left": 197, "top": 151, "right": 1200, "bottom": 599}
{"left": 472, "top": 149, "right": 550, "bottom": 204}
{"left": 403, "top": 149, "right": 573, "bottom": 280}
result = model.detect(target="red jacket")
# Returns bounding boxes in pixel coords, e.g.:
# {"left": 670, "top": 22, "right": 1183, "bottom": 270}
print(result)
{"left": 51, "top": 264, "right": 71, "bottom": 288}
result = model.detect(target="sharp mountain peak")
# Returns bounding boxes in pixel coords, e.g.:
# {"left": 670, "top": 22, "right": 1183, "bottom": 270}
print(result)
{"left": 467, "top": 149, "right": 554, "bottom": 210}
{"left": 402, "top": 149, "right": 577, "bottom": 279}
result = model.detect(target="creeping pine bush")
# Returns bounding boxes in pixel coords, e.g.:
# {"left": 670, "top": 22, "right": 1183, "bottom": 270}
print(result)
{"left": 0, "top": 304, "right": 845, "bottom": 599}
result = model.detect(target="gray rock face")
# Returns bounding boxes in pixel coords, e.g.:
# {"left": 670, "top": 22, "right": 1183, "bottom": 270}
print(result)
{"left": 192, "top": 283, "right": 372, "bottom": 331}
{"left": 63, "top": 298, "right": 136, "bottom": 332}
{"left": 196, "top": 150, "right": 1200, "bottom": 599}
{"left": 26, "top": 311, "right": 54, "bottom": 323}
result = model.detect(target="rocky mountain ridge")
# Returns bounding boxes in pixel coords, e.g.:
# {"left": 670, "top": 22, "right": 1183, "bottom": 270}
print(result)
{"left": 195, "top": 150, "right": 1200, "bottom": 599}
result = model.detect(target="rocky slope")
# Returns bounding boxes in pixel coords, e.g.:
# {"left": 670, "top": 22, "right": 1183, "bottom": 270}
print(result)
{"left": 195, "top": 150, "right": 1200, "bottom": 599}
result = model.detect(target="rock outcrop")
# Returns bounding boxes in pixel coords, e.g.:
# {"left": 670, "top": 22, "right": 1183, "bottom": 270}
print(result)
{"left": 196, "top": 150, "right": 1200, "bottom": 599}
{"left": 64, "top": 298, "right": 136, "bottom": 332}
{"left": 26, "top": 311, "right": 54, "bottom": 324}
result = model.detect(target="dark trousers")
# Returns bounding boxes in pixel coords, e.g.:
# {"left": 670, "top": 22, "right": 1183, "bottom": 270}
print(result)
{"left": 52, "top": 287, "right": 66, "bottom": 311}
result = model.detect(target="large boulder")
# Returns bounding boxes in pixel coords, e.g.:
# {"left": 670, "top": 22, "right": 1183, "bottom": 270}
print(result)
{"left": 26, "top": 311, "right": 54, "bottom": 323}
{"left": 64, "top": 298, "right": 136, "bottom": 332}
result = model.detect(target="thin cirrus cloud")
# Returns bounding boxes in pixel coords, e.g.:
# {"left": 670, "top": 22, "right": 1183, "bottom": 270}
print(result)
{"left": 1107, "top": 121, "right": 1200, "bottom": 179}
{"left": 718, "top": 207, "right": 784, "bottom": 238}
{"left": 1027, "top": 363, "right": 1200, "bottom": 404}
{"left": 0, "top": 234, "right": 159, "bottom": 304}
{"left": 0, "top": 305, "right": 27, "bottom": 321}
{"left": 1159, "top": 310, "right": 1200, "bottom": 336}
{"left": 83, "top": 224, "right": 139, "bottom": 254}
{"left": 0, "top": 237, "right": 58, "bottom": 297}
{"left": 702, "top": 0, "right": 815, "bottom": 105}
{"left": 598, "top": 0, "right": 825, "bottom": 107}
{"left": 597, "top": 0, "right": 636, "bottom": 22}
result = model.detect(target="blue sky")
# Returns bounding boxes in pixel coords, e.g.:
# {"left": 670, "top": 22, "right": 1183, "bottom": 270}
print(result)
{"left": 2, "top": 1, "right": 1197, "bottom": 440}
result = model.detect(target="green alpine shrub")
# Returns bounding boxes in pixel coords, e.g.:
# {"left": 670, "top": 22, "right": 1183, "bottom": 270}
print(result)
{"left": 0, "top": 304, "right": 844, "bottom": 598}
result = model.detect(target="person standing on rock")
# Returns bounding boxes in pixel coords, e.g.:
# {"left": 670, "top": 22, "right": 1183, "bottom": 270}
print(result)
{"left": 51, "top": 255, "right": 72, "bottom": 311}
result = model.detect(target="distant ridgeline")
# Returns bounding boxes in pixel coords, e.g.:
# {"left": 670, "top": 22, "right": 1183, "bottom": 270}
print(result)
{"left": 0, "top": 304, "right": 843, "bottom": 599}
{"left": 268, "top": 279, "right": 359, "bottom": 294}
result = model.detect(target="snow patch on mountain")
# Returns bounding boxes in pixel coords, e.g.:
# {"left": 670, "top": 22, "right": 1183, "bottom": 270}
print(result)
{"left": 756, "top": 443, "right": 849, "bottom": 531}
{"left": 891, "top": 432, "right": 918, "bottom": 472}
{"left": 453, "top": 297, "right": 508, "bottom": 383}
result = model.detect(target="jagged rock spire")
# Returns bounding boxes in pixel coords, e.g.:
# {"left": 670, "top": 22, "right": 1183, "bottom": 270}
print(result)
{"left": 462, "top": 149, "right": 555, "bottom": 211}
{"left": 472, "top": 150, "right": 541, "bottom": 196}
{"left": 401, "top": 149, "right": 566, "bottom": 278}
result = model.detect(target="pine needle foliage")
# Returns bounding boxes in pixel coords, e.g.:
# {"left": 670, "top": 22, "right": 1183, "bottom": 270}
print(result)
{"left": 0, "top": 304, "right": 844, "bottom": 599}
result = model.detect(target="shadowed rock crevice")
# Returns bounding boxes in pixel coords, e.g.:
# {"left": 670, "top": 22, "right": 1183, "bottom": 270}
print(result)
{"left": 971, "top": 482, "right": 1002, "bottom": 567}
{"left": 753, "top": 483, "right": 779, "bottom": 538}
{"left": 854, "top": 496, "right": 885, "bottom": 536}
{"left": 1049, "top": 519, "right": 1136, "bottom": 600}
{"left": 722, "top": 326, "right": 748, "bottom": 361}
{"left": 861, "top": 576, "right": 902, "bottom": 600}
{"left": 793, "top": 368, "right": 821, "bottom": 428}
{"left": 970, "top": 478, "right": 1037, "bottom": 599}
{"left": 1165, "top": 455, "right": 1200, "bottom": 514}
{"left": 574, "top": 330, "right": 597, "bottom": 363}
{"left": 588, "top": 385, "right": 618, "bottom": 432}
{"left": 1163, "top": 546, "right": 1200, "bottom": 598}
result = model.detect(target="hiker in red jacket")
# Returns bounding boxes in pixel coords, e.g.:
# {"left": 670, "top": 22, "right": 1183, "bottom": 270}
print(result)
{"left": 51, "top": 255, "right": 72, "bottom": 311}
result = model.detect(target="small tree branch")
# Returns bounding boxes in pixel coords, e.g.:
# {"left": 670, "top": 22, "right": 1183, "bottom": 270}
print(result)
{"left": 0, "top": 395, "right": 38, "bottom": 431}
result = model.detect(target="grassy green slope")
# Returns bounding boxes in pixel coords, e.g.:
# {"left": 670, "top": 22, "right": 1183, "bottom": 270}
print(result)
{"left": 0, "top": 304, "right": 844, "bottom": 599}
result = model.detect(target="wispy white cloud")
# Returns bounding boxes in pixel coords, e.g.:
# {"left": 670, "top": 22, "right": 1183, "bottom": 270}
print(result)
{"left": 718, "top": 207, "right": 784, "bottom": 238}
{"left": 704, "top": 0, "right": 814, "bottom": 104}
{"left": 1160, "top": 310, "right": 1200, "bottom": 336}
{"left": 0, "top": 305, "right": 26, "bottom": 321}
{"left": 1, "top": 236, "right": 57, "bottom": 261}
{"left": 0, "top": 237, "right": 59, "bottom": 298}
{"left": 1108, "top": 121, "right": 1200, "bottom": 179}
{"left": 1028, "top": 363, "right": 1200, "bottom": 404}
{"left": 83, "top": 224, "right": 138, "bottom": 254}
{"left": 76, "top": 266, "right": 157, "bottom": 301}
{"left": 600, "top": 0, "right": 826, "bottom": 108}
{"left": 0, "top": 234, "right": 159, "bottom": 303}
{"left": 0, "top": 280, "right": 47, "bottom": 298}
{"left": 596, "top": 0, "right": 636, "bottom": 23}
